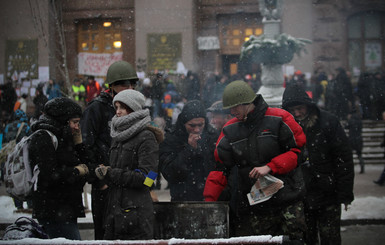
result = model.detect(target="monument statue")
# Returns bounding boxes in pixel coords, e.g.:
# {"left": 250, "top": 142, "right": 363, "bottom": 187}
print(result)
{"left": 259, "top": 0, "right": 283, "bottom": 21}
{"left": 240, "top": 0, "right": 310, "bottom": 106}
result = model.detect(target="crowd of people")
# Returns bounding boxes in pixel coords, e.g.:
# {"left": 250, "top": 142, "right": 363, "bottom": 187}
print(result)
{"left": 288, "top": 68, "right": 385, "bottom": 122}
{"left": 0, "top": 61, "right": 384, "bottom": 244}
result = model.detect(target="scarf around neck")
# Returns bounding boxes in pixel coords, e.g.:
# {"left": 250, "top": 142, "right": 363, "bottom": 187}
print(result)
{"left": 110, "top": 109, "right": 151, "bottom": 142}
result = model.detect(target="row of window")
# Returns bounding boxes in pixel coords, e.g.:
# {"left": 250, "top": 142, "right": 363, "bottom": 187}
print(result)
{"left": 77, "top": 17, "right": 264, "bottom": 54}
{"left": 78, "top": 20, "right": 122, "bottom": 53}
{"left": 76, "top": 11, "right": 385, "bottom": 73}
{"left": 348, "top": 11, "right": 385, "bottom": 72}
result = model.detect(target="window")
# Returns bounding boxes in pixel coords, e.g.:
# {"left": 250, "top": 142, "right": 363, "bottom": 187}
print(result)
{"left": 77, "top": 19, "right": 122, "bottom": 53}
{"left": 348, "top": 11, "right": 385, "bottom": 74}
{"left": 218, "top": 14, "right": 263, "bottom": 55}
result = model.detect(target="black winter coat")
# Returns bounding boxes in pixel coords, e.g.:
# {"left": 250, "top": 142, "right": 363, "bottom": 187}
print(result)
{"left": 159, "top": 121, "right": 219, "bottom": 201}
{"left": 282, "top": 85, "right": 354, "bottom": 209}
{"left": 347, "top": 113, "right": 363, "bottom": 153}
{"left": 32, "top": 94, "right": 48, "bottom": 120}
{"left": 81, "top": 91, "right": 115, "bottom": 188}
{"left": 328, "top": 70, "right": 354, "bottom": 119}
{"left": 29, "top": 115, "right": 89, "bottom": 222}
{"left": 301, "top": 109, "right": 354, "bottom": 209}
{"left": 104, "top": 126, "right": 162, "bottom": 240}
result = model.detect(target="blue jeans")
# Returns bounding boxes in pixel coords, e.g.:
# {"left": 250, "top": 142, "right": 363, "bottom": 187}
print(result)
{"left": 38, "top": 219, "right": 81, "bottom": 240}
{"left": 152, "top": 99, "right": 161, "bottom": 118}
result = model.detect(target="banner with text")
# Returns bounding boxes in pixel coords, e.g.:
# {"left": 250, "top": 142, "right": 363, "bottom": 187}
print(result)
{"left": 6, "top": 39, "right": 38, "bottom": 80}
{"left": 78, "top": 52, "right": 123, "bottom": 76}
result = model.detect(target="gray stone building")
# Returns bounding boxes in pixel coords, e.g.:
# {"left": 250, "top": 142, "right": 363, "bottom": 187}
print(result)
{"left": 1, "top": 0, "right": 384, "bottom": 104}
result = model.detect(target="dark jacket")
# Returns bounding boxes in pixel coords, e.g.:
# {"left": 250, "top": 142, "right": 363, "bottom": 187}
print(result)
{"left": 185, "top": 72, "right": 201, "bottom": 101}
{"left": 0, "top": 82, "right": 17, "bottom": 114}
{"left": 159, "top": 101, "right": 219, "bottom": 201}
{"left": 32, "top": 93, "right": 48, "bottom": 120}
{"left": 104, "top": 121, "right": 162, "bottom": 240}
{"left": 151, "top": 77, "right": 165, "bottom": 100}
{"left": 347, "top": 113, "right": 363, "bottom": 153}
{"left": 206, "top": 95, "right": 306, "bottom": 212}
{"left": 29, "top": 115, "right": 88, "bottom": 221}
{"left": 282, "top": 85, "right": 355, "bottom": 209}
{"left": 81, "top": 91, "right": 115, "bottom": 188}
{"left": 328, "top": 68, "right": 354, "bottom": 119}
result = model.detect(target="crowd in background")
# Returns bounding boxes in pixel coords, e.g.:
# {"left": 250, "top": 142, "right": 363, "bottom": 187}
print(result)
{"left": 1, "top": 67, "right": 384, "bottom": 130}
{"left": 289, "top": 68, "right": 385, "bottom": 122}
{"left": 0, "top": 64, "right": 384, "bottom": 242}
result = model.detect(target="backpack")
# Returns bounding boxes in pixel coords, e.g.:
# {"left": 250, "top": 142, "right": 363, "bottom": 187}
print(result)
{"left": 0, "top": 122, "right": 25, "bottom": 164}
{"left": 2, "top": 216, "right": 49, "bottom": 240}
{"left": 4, "top": 130, "right": 58, "bottom": 201}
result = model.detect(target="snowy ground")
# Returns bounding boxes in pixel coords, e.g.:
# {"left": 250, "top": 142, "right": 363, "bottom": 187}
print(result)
{"left": 0, "top": 192, "right": 384, "bottom": 224}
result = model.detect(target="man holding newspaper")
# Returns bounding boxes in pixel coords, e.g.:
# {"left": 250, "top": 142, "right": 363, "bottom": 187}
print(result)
{"left": 204, "top": 81, "right": 307, "bottom": 243}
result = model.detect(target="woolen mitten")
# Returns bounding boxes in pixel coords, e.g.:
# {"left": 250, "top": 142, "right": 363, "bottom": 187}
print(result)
{"left": 74, "top": 164, "right": 89, "bottom": 176}
{"left": 95, "top": 165, "right": 111, "bottom": 180}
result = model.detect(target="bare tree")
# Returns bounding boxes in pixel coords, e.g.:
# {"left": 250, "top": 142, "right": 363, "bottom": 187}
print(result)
{"left": 50, "top": 0, "right": 72, "bottom": 98}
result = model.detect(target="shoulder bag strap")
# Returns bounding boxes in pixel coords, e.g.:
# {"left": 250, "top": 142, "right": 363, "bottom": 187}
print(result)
{"left": 15, "top": 122, "right": 25, "bottom": 139}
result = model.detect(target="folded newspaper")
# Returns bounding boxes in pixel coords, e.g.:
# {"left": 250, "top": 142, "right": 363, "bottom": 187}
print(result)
{"left": 247, "top": 174, "right": 284, "bottom": 205}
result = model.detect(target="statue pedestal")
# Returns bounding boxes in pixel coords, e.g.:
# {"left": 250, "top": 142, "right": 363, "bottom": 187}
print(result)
{"left": 263, "top": 19, "right": 281, "bottom": 39}
{"left": 258, "top": 85, "right": 285, "bottom": 107}
{"left": 258, "top": 64, "right": 284, "bottom": 107}
{"left": 258, "top": 18, "right": 284, "bottom": 107}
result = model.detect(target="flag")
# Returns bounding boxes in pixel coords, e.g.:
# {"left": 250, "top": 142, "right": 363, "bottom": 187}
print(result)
{"left": 144, "top": 171, "right": 158, "bottom": 187}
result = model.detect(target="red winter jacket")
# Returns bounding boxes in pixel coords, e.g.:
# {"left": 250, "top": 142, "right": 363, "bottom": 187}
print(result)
{"left": 204, "top": 95, "right": 306, "bottom": 208}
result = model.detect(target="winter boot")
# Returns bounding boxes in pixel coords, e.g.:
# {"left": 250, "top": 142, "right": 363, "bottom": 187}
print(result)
{"left": 374, "top": 167, "right": 385, "bottom": 186}
{"left": 358, "top": 155, "right": 365, "bottom": 174}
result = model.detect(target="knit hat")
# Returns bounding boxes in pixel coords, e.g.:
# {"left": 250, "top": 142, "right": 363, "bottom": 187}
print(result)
{"left": 164, "top": 94, "right": 172, "bottom": 103}
{"left": 282, "top": 84, "right": 315, "bottom": 110}
{"left": 177, "top": 100, "right": 207, "bottom": 124}
{"left": 44, "top": 97, "right": 82, "bottom": 125}
{"left": 113, "top": 89, "right": 145, "bottom": 112}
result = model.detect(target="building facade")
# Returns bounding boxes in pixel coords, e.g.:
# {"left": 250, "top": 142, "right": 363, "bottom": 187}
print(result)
{"left": 1, "top": 0, "right": 385, "bottom": 97}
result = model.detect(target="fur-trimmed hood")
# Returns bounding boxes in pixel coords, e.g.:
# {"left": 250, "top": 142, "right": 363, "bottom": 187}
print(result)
{"left": 146, "top": 125, "right": 164, "bottom": 143}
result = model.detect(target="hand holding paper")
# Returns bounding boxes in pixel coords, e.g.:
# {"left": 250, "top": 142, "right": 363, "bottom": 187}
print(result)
{"left": 247, "top": 174, "right": 284, "bottom": 205}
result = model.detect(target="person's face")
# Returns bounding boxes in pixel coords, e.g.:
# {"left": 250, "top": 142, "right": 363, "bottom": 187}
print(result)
{"left": 288, "top": 104, "right": 308, "bottom": 121}
{"left": 230, "top": 104, "right": 250, "bottom": 121}
{"left": 210, "top": 113, "right": 227, "bottom": 130}
{"left": 110, "top": 83, "right": 135, "bottom": 95}
{"left": 185, "top": 118, "right": 205, "bottom": 135}
{"left": 69, "top": 118, "right": 81, "bottom": 133}
{"left": 115, "top": 101, "right": 133, "bottom": 117}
